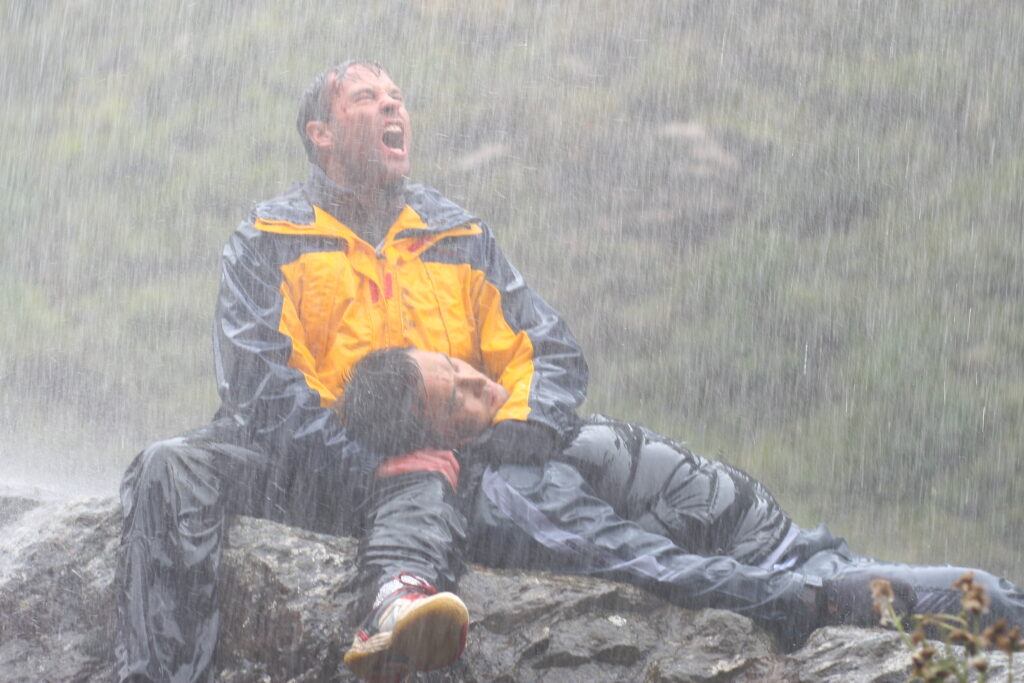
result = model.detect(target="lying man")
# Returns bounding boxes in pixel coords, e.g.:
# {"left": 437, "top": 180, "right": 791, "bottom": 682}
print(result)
{"left": 339, "top": 346, "right": 1024, "bottom": 677}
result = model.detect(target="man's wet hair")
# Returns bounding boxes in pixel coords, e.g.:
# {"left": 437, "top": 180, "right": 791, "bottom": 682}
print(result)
{"left": 339, "top": 347, "right": 441, "bottom": 457}
{"left": 296, "top": 60, "right": 389, "bottom": 164}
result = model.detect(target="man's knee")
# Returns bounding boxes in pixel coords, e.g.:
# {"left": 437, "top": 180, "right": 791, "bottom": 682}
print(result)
{"left": 120, "top": 435, "right": 221, "bottom": 523}
{"left": 122, "top": 438, "right": 188, "bottom": 499}
{"left": 370, "top": 469, "right": 460, "bottom": 514}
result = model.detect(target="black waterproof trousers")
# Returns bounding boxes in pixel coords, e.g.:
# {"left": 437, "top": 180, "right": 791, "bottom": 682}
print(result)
{"left": 114, "top": 419, "right": 466, "bottom": 683}
{"left": 118, "top": 414, "right": 1024, "bottom": 679}
{"left": 465, "top": 416, "right": 1024, "bottom": 647}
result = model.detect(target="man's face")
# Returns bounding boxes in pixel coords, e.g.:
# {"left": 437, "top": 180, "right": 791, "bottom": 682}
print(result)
{"left": 409, "top": 350, "right": 510, "bottom": 448}
{"left": 320, "top": 64, "right": 411, "bottom": 187}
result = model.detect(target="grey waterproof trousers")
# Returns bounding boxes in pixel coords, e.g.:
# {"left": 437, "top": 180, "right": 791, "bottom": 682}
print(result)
{"left": 470, "top": 416, "right": 1024, "bottom": 647}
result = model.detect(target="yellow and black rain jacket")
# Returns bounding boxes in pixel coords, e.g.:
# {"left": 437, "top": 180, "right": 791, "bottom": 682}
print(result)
{"left": 213, "top": 171, "right": 588, "bottom": 477}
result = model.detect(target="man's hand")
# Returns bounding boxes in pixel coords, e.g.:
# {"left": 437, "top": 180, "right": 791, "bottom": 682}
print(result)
{"left": 375, "top": 449, "right": 461, "bottom": 491}
{"left": 468, "top": 421, "right": 559, "bottom": 464}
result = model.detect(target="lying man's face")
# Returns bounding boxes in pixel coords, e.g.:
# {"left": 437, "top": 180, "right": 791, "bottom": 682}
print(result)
{"left": 408, "top": 350, "right": 510, "bottom": 448}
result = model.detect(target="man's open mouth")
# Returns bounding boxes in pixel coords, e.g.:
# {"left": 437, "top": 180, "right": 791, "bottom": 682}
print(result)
{"left": 382, "top": 125, "right": 404, "bottom": 151}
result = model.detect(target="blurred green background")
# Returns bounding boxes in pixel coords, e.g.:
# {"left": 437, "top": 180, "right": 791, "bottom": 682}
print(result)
{"left": 1, "top": 1, "right": 1021, "bottom": 581}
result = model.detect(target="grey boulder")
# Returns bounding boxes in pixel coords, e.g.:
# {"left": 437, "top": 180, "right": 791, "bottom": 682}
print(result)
{"left": 0, "top": 491, "right": 1017, "bottom": 682}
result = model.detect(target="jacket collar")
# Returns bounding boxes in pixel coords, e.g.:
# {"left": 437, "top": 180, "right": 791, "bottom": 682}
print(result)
{"left": 302, "top": 164, "right": 406, "bottom": 244}
{"left": 300, "top": 164, "right": 480, "bottom": 240}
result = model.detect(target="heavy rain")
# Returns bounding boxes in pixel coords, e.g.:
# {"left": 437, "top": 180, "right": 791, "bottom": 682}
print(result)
{"left": 1, "top": 1, "right": 1023, "bottom": 680}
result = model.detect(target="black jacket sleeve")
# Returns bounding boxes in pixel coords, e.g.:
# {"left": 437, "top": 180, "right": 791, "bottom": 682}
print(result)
{"left": 212, "top": 219, "right": 372, "bottom": 484}
{"left": 474, "top": 223, "right": 589, "bottom": 437}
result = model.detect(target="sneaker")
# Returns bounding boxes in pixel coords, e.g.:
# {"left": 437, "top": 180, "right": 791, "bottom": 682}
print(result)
{"left": 343, "top": 574, "right": 469, "bottom": 681}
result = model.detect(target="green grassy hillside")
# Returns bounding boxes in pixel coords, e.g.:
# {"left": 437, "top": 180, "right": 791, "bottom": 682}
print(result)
{"left": 2, "top": 1, "right": 1022, "bottom": 580}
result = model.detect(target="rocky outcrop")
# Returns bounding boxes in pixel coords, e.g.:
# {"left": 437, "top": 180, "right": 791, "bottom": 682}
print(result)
{"left": 0, "top": 491, "right": 1017, "bottom": 682}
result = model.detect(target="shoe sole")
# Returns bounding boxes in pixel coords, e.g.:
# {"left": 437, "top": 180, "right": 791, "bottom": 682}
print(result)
{"left": 344, "top": 593, "right": 469, "bottom": 679}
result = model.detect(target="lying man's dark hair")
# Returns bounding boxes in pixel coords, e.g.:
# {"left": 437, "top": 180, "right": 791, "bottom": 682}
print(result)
{"left": 339, "top": 347, "right": 439, "bottom": 457}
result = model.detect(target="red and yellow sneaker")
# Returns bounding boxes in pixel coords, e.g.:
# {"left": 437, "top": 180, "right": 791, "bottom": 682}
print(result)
{"left": 343, "top": 574, "right": 469, "bottom": 681}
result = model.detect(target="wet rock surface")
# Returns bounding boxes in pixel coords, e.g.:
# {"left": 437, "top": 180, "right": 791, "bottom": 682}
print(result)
{"left": 0, "top": 491, "right": 1018, "bottom": 682}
